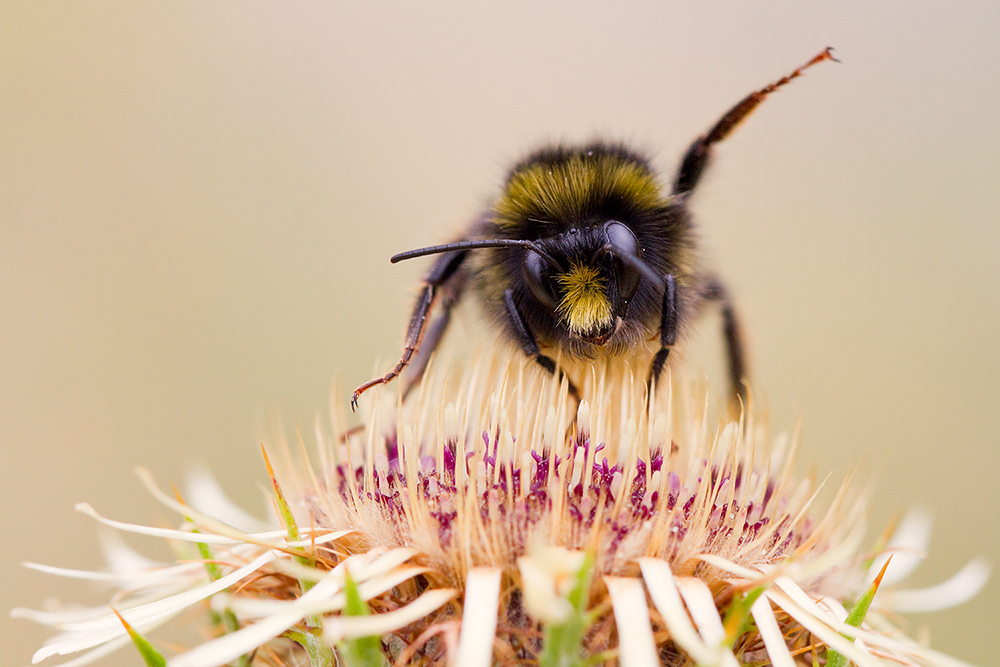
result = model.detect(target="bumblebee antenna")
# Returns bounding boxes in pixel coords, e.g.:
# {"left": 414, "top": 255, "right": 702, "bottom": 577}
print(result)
{"left": 598, "top": 243, "right": 665, "bottom": 288}
{"left": 391, "top": 238, "right": 561, "bottom": 268}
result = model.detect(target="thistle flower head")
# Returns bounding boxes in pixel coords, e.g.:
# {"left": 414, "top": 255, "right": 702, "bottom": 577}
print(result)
{"left": 13, "top": 347, "right": 988, "bottom": 667}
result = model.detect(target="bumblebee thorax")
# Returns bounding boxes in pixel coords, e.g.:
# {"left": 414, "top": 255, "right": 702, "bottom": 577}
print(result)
{"left": 493, "top": 143, "right": 667, "bottom": 234}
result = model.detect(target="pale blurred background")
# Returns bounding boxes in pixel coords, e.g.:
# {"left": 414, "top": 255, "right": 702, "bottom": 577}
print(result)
{"left": 2, "top": 2, "right": 997, "bottom": 665}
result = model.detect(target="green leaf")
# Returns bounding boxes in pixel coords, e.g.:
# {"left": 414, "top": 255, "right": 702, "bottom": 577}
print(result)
{"left": 190, "top": 535, "right": 224, "bottom": 583}
{"left": 285, "top": 628, "right": 335, "bottom": 667}
{"left": 337, "top": 572, "right": 389, "bottom": 667}
{"left": 537, "top": 551, "right": 595, "bottom": 667}
{"left": 827, "top": 557, "right": 891, "bottom": 667}
{"left": 113, "top": 609, "right": 166, "bottom": 667}
{"left": 192, "top": 532, "right": 249, "bottom": 664}
{"left": 261, "top": 445, "right": 301, "bottom": 543}
{"left": 261, "top": 443, "right": 318, "bottom": 624}
{"left": 722, "top": 586, "right": 765, "bottom": 647}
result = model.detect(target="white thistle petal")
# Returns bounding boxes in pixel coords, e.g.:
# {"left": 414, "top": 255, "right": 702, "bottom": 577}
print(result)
{"left": 135, "top": 467, "right": 294, "bottom": 544}
{"left": 74, "top": 502, "right": 238, "bottom": 543}
{"left": 764, "top": 589, "right": 884, "bottom": 667}
{"left": 185, "top": 467, "right": 275, "bottom": 533}
{"left": 323, "top": 588, "right": 456, "bottom": 642}
{"left": 20, "top": 551, "right": 275, "bottom": 665}
{"left": 749, "top": 596, "right": 796, "bottom": 667}
{"left": 816, "top": 596, "right": 850, "bottom": 623}
{"left": 674, "top": 577, "right": 740, "bottom": 667}
{"left": 77, "top": 502, "right": 350, "bottom": 547}
{"left": 769, "top": 582, "right": 962, "bottom": 666}
{"left": 12, "top": 581, "right": 195, "bottom": 627}
{"left": 639, "top": 558, "right": 716, "bottom": 665}
{"left": 31, "top": 635, "right": 133, "bottom": 667}
{"left": 56, "top": 552, "right": 273, "bottom": 635}
{"left": 453, "top": 568, "right": 501, "bottom": 667}
{"left": 605, "top": 576, "right": 658, "bottom": 667}
{"left": 265, "top": 547, "right": 416, "bottom": 586}
{"left": 903, "top": 646, "right": 983, "bottom": 667}
{"left": 883, "top": 557, "right": 990, "bottom": 613}
{"left": 773, "top": 576, "right": 826, "bottom": 617}
{"left": 168, "top": 558, "right": 353, "bottom": 667}
{"left": 870, "top": 506, "right": 933, "bottom": 585}
{"left": 75, "top": 502, "right": 274, "bottom": 545}
{"left": 98, "top": 528, "right": 164, "bottom": 575}
{"left": 19, "top": 560, "right": 200, "bottom": 584}
{"left": 352, "top": 566, "right": 430, "bottom": 604}
{"left": 30, "top": 611, "right": 177, "bottom": 663}
{"left": 346, "top": 547, "right": 419, "bottom": 581}
{"left": 213, "top": 566, "right": 427, "bottom": 622}
{"left": 694, "top": 553, "right": 761, "bottom": 580}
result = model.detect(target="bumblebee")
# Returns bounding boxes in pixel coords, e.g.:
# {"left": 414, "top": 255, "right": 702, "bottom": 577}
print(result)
{"left": 352, "top": 48, "right": 836, "bottom": 410}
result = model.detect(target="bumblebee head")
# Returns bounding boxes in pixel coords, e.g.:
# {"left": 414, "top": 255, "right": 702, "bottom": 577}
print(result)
{"left": 522, "top": 221, "right": 649, "bottom": 344}
{"left": 494, "top": 143, "right": 668, "bottom": 344}
{"left": 389, "top": 143, "right": 671, "bottom": 346}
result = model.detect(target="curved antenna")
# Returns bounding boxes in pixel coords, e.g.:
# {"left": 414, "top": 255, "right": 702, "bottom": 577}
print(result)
{"left": 598, "top": 243, "right": 665, "bottom": 288}
{"left": 391, "top": 238, "right": 561, "bottom": 269}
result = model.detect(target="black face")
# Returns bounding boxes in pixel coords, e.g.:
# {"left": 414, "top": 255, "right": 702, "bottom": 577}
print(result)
{"left": 522, "top": 220, "right": 646, "bottom": 344}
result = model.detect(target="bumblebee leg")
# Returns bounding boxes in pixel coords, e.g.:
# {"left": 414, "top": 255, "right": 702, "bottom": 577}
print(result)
{"left": 673, "top": 48, "right": 837, "bottom": 195}
{"left": 702, "top": 278, "right": 747, "bottom": 403}
{"left": 351, "top": 250, "right": 467, "bottom": 411}
{"left": 503, "top": 289, "right": 581, "bottom": 401}
{"left": 400, "top": 304, "right": 454, "bottom": 402}
{"left": 648, "top": 274, "right": 678, "bottom": 386}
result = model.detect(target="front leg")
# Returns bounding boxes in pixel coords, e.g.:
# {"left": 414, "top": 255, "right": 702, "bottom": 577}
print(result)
{"left": 504, "top": 289, "right": 580, "bottom": 401}
{"left": 648, "top": 274, "right": 678, "bottom": 387}
{"left": 351, "top": 249, "right": 467, "bottom": 411}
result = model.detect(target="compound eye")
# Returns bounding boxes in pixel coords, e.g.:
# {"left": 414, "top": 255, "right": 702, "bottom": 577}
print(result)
{"left": 606, "top": 221, "right": 642, "bottom": 301}
{"left": 524, "top": 249, "right": 558, "bottom": 310}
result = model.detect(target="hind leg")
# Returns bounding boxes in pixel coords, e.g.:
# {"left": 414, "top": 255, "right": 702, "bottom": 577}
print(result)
{"left": 702, "top": 277, "right": 747, "bottom": 403}
{"left": 673, "top": 48, "right": 837, "bottom": 195}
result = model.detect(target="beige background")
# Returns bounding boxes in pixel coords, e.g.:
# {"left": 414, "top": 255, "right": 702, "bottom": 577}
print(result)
{"left": 3, "top": 3, "right": 997, "bottom": 665}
